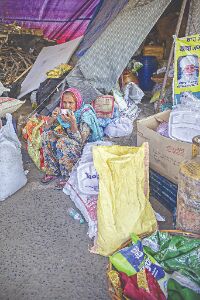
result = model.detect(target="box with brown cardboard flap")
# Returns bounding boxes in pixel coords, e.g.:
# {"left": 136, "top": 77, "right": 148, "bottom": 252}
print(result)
{"left": 137, "top": 110, "right": 193, "bottom": 184}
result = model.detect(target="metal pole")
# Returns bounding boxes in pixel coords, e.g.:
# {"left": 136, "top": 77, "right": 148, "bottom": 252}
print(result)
{"left": 159, "top": 0, "right": 188, "bottom": 101}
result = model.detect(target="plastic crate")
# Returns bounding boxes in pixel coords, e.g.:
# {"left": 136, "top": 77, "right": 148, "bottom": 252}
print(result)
{"left": 150, "top": 169, "right": 177, "bottom": 213}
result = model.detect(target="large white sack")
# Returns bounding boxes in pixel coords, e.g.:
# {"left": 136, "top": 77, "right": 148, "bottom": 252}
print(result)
{"left": 63, "top": 141, "right": 112, "bottom": 239}
{"left": 77, "top": 162, "right": 99, "bottom": 195}
{"left": 0, "top": 114, "right": 27, "bottom": 201}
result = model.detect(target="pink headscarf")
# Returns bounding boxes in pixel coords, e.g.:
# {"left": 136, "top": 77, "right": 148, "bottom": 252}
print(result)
{"left": 60, "top": 87, "right": 83, "bottom": 110}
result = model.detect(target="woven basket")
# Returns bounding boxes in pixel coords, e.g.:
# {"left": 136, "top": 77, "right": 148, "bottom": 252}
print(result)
{"left": 107, "top": 229, "right": 200, "bottom": 300}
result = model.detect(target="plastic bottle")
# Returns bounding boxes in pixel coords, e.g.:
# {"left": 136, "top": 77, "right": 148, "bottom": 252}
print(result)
{"left": 67, "top": 208, "right": 84, "bottom": 224}
{"left": 30, "top": 90, "right": 38, "bottom": 110}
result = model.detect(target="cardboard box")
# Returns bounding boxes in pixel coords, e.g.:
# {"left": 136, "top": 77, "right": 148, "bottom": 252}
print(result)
{"left": 143, "top": 45, "right": 164, "bottom": 60}
{"left": 137, "top": 110, "right": 193, "bottom": 184}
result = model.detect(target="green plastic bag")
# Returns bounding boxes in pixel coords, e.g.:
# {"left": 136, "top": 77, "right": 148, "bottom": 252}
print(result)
{"left": 142, "top": 231, "right": 200, "bottom": 286}
{"left": 168, "top": 279, "right": 200, "bottom": 300}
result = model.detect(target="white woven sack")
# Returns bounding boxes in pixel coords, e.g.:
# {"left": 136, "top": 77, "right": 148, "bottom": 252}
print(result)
{"left": 0, "top": 114, "right": 27, "bottom": 201}
{"left": 77, "top": 162, "right": 99, "bottom": 195}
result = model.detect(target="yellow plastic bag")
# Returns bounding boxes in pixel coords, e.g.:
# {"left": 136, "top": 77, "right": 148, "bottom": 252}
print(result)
{"left": 46, "top": 63, "right": 72, "bottom": 78}
{"left": 92, "top": 143, "right": 157, "bottom": 256}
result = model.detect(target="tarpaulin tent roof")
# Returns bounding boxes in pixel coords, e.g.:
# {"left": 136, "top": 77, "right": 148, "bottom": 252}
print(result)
{"left": 17, "top": 0, "right": 188, "bottom": 107}
{"left": 186, "top": 0, "right": 200, "bottom": 35}
{"left": 66, "top": 0, "right": 173, "bottom": 102}
{"left": 0, "top": 0, "right": 101, "bottom": 43}
{"left": 76, "top": 0, "right": 129, "bottom": 57}
{"left": 17, "top": 0, "right": 174, "bottom": 102}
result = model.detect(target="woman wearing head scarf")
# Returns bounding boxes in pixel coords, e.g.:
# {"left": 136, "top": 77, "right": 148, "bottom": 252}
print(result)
{"left": 41, "top": 87, "right": 103, "bottom": 189}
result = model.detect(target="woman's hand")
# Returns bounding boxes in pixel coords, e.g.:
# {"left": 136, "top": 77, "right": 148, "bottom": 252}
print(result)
{"left": 61, "top": 112, "right": 78, "bottom": 133}
{"left": 52, "top": 107, "right": 60, "bottom": 119}
{"left": 61, "top": 111, "right": 76, "bottom": 125}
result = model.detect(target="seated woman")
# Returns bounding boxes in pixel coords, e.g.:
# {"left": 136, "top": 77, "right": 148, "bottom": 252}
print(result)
{"left": 41, "top": 87, "right": 103, "bottom": 189}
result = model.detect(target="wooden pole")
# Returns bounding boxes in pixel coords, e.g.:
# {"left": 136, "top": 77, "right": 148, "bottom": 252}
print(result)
{"left": 159, "top": 0, "right": 188, "bottom": 101}
{"left": 13, "top": 65, "right": 32, "bottom": 83}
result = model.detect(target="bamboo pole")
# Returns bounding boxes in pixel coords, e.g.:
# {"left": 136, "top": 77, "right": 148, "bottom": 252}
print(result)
{"left": 159, "top": 0, "right": 188, "bottom": 102}
{"left": 13, "top": 65, "right": 32, "bottom": 83}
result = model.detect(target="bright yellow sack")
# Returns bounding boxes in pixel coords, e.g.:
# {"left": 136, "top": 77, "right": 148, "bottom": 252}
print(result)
{"left": 92, "top": 143, "right": 157, "bottom": 256}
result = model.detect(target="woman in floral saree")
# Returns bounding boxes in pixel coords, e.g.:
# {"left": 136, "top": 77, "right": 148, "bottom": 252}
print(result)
{"left": 41, "top": 87, "right": 103, "bottom": 189}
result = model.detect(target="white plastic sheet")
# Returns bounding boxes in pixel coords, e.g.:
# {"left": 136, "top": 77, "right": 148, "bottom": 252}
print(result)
{"left": 0, "top": 82, "right": 10, "bottom": 96}
{"left": 104, "top": 117, "right": 133, "bottom": 137}
{"left": 19, "top": 36, "right": 83, "bottom": 98}
{"left": 124, "top": 82, "right": 144, "bottom": 105}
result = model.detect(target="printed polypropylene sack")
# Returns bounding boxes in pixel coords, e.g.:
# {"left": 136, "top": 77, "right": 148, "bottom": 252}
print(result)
{"left": 77, "top": 162, "right": 99, "bottom": 195}
{"left": 0, "top": 114, "right": 27, "bottom": 201}
{"left": 81, "top": 140, "right": 113, "bottom": 159}
{"left": 63, "top": 141, "right": 112, "bottom": 238}
{"left": 63, "top": 167, "right": 98, "bottom": 238}
{"left": 92, "top": 95, "right": 114, "bottom": 118}
{"left": 91, "top": 143, "right": 157, "bottom": 256}
{"left": 110, "top": 233, "right": 168, "bottom": 297}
